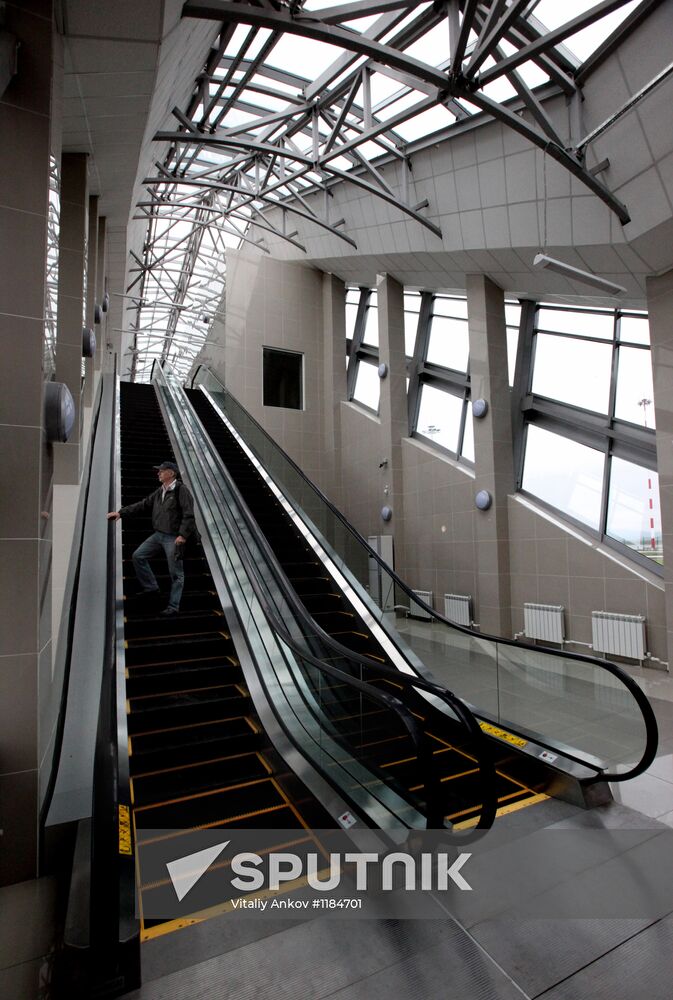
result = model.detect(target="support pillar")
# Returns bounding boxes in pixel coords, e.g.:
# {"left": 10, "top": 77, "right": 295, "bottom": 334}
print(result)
{"left": 0, "top": 0, "right": 57, "bottom": 885}
{"left": 466, "top": 274, "right": 514, "bottom": 636}
{"left": 646, "top": 269, "right": 673, "bottom": 668}
{"left": 54, "top": 151, "right": 88, "bottom": 483}
{"left": 377, "top": 273, "right": 407, "bottom": 561}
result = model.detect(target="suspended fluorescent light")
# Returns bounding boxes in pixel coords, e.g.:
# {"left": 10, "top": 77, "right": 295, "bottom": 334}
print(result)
{"left": 533, "top": 254, "right": 626, "bottom": 295}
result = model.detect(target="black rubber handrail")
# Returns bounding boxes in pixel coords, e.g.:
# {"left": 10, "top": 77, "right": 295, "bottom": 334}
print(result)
{"left": 162, "top": 364, "right": 497, "bottom": 833}
{"left": 192, "top": 365, "right": 659, "bottom": 784}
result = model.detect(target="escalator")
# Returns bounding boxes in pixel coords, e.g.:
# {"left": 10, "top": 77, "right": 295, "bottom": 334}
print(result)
{"left": 119, "top": 383, "right": 338, "bottom": 940}
{"left": 185, "top": 387, "right": 546, "bottom": 829}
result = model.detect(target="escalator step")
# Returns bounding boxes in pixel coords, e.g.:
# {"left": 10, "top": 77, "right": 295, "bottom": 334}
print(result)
{"left": 130, "top": 715, "right": 258, "bottom": 757}
{"left": 131, "top": 751, "right": 270, "bottom": 807}
{"left": 125, "top": 633, "right": 234, "bottom": 667}
{"left": 126, "top": 662, "right": 240, "bottom": 698}
{"left": 133, "top": 775, "right": 286, "bottom": 830}
{"left": 127, "top": 687, "right": 250, "bottom": 734}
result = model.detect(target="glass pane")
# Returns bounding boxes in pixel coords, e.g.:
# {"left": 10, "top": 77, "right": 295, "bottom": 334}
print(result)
{"left": 404, "top": 292, "right": 421, "bottom": 313}
{"left": 345, "top": 301, "right": 358, "bottom": 340}
{"left": 462, "top": 401, "right": 474, "bottom": 462}
{"left": 614, "top": 346, "right": 655, "bottom": 428}
{"left": 619, "top": 315, "right": 650, "bottom": 345}
{"left": 353, "top": 360, "right": 380, "bottom": 411}
{"left": 416, "top": 383, "right": 463, "bottom": 453}
{"left": 607, "top": 457, "right": 662, "bottom": 564}
{"left": 427, "top": 315, "right": 469, "bottom": 372}
{"left": 505, "top": 302, "right": 521, "bottom": 327}
{"left": 506, "top": 326, "right": 518, "bottom": 387}
{"left": 537, "top": 307, "right": 614, "bottom": 340}
{"left": 404, "top": 311, "right": 418, "bottom": 357}
{"left": 522, "top": 425, "right": 605, "bottom": 530}
{"left": 362, "top": 295, "right": 378, "bottom": 346}
{"left": 532, "top": 333, "right": 612, "bottom": 413}
{"left": 433, "top": 295, "right": 468, "bottom": 319}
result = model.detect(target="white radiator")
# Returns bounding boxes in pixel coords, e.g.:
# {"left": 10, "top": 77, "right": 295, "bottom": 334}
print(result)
{"left": 524, "top": 603, "right": 565, "bottom": 643}
{"left": 591, "top": 611, "right": 646, "bottom": 660}
{"left": 444, "top": 593, "right": 472, "bottom": 627}
{"left": 410, "top": 590, "right": 433, "bottom": 620}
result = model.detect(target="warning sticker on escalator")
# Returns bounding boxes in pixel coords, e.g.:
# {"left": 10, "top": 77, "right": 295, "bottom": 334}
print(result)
{"left": 479, "top": 721, "right": 528, "bottom": 747}
{"left": 118, "top": 804, "right": 132, "bottom": 855}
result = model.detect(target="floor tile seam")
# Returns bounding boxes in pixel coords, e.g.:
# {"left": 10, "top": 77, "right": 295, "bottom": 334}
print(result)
{"left": 427, "top": 894, "right": 533, "bottom": 1000}
{"left": 529, "top": 912, "right": 673, "bottom": 999}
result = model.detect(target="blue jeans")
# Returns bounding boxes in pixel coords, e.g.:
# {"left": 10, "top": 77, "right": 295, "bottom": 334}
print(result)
{"left": 132, "top": 531, "right": 184, "bottom": 611}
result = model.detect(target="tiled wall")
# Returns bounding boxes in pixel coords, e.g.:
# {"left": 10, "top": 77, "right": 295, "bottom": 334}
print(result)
{"left": 218, "top": 251, "right": 328, "bottom": 490}
{"left": 509, "top": 495, "right": 667, "bottom": 662}
{"left": 0, "top": 1, "right": 56, "bottom": 884}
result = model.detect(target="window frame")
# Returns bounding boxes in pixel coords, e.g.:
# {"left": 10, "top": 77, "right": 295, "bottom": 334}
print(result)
{"left": 514, "top": 302, "right": 661, "bottom": 574}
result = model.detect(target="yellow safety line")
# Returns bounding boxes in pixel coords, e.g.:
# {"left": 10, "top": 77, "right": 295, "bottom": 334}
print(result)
{"left": 136, "top": 803, "right": 290, "bottom": 847}
{"left": 140, "top": 866, "right": 335, "bottom": 942}
{"left": 131, "top": 750, "right": 264, "bottom": 781}
{"left": 129, "top": 713, "right": 253, "bottom": 740}
{"left": 128, "top": 683, "right": 238, "bottom": 703}
{"left": 452, "top": 792, "right": 549, "bottom": 830}
{"left": 133, "top": 776, "right": 276, "bottom": 814}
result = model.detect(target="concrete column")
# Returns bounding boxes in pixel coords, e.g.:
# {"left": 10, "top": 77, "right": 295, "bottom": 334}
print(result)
{"left": 377, "top": 273, "right": 407, "bottom": 558}
{"left": 95, "top": 215, "right": 107, "bottom": 371}
{"left": 54, "top": 151, "right": 88, "bottom": 484}
{"left": 83, "top": 195, "right": 98, "bottom": 406}
{"left": 466, "top": 274, "right": 514, "bottom": 636}
{"left": 322, "top": 272, "right": 346, "bottom": 504}
{"left": 646, "top": 269, "right": 673, "bottom": 667}
{"left": 0, "top": 0, "right": 56, "bottom": 885}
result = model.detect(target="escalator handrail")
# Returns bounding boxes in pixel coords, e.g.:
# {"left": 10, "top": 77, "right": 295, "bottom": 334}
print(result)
{"left": 163, "top": 365, "right": 497, "bottom": 832}
{"left": 192, "top": 366, "right": 658, "bottom": 783}
{"left": 159, "top": 367, "right": 448, "bottom": 828}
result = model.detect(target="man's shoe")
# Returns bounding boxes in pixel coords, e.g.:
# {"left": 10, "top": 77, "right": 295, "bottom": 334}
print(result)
{"left": 159, "top": 607, "right": 179, "bottom": 617}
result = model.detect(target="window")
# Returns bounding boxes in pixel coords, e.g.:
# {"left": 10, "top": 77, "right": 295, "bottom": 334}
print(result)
{"left": 416, "top": 384, "right": 463, "bottom": 453}
{"left": 345, "top": 287, "right": 359, "bottom": 341}
{"left": 516, "top": 304, "right": 661, "bottom": 568}
{"left": 404, "top": 292, "right": 421, "bottom": 357}
{"left": 607, "top": 458, "right": 662, "bottom": 563}
{"left": 352, "top": 360, "right": 380, "bottom": 411}
{"left": 409, "top": 291, "right": 474, "bottom": 464}
{"left": 263, "top": 347, "right": 303, "bottom": 409}
{"left": 532, "top": 334, "right": 612, "bottom": 413}
{"left": 505, "top": 301, "right": 521, "bottom": 387}
{"left": 361, "top": 290, "right": 378, "bottom": 347}
{"left": 523, "top": 425, "right": 605, "bottom": 531}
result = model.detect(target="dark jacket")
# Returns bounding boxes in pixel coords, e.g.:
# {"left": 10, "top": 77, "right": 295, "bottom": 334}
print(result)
{"left": 120, "top": 482, "right": 196, "bottom": 538}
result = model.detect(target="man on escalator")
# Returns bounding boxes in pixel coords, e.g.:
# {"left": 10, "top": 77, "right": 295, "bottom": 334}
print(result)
{"left": 107, "top": 461, "right": 196, "bottom": 617}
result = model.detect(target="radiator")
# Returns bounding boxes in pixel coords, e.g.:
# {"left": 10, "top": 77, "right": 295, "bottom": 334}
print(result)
{"left": 523, "top": 603, "right": 565, "bottom": 643}
{"left": 410, "top": 590, "right": 433, "bottom": 620}
{"left": 591, "top": 611, "right": 646, "bottom": 660}
{"left": 444, "top": 593, "right": 472, "bottom": 627}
